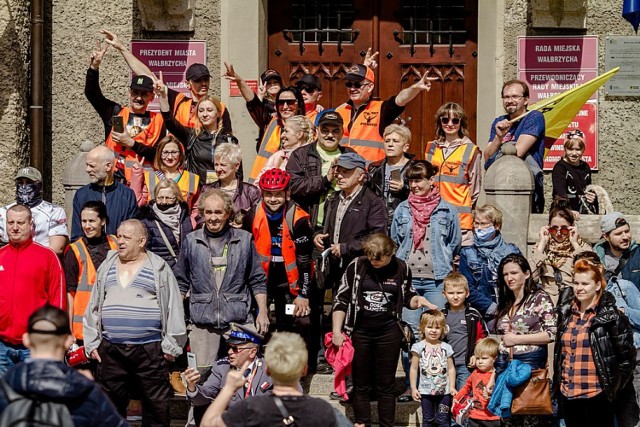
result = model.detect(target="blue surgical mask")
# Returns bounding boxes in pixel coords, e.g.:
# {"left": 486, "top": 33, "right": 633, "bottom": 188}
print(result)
{"left": 474, "top": 226, "right": 496, "bottom": 242}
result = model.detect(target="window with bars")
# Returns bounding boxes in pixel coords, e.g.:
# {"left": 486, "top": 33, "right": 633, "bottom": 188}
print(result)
{"left": 400, "top": 0, "right": 467, "bottom": 45}
{"left": 290, "top": 0, "right": 355, "bottom": 43}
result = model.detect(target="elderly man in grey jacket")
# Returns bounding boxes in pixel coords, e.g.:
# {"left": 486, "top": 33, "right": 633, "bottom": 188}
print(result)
{"left": 175, "top": 188, "right": 268, "bottom": 379}
{"left": 84, "top": 219, "right": 186, "bottom": 427}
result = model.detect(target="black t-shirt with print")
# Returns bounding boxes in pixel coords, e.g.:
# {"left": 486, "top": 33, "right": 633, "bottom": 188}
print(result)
{"left": 358, "top": 258, "right": 399, "bottom": 328}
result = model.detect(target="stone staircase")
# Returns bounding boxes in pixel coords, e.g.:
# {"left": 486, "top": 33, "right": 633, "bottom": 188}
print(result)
{"left": 131, "top": 363, "right": 423, "bottom": 426}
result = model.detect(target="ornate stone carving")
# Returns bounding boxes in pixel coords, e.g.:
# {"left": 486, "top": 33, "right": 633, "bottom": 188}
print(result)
{"left": 137, "top": 0, "right": 194, "bottom": 32}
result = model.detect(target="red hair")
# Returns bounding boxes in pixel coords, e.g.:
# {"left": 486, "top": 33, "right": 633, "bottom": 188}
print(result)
{"left": 573, "top": 259, "right": 605, "bottom": 291}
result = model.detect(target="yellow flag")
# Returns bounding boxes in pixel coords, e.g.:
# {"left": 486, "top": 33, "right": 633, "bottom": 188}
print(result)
{"left": 524, "top": 68, "right": 619, "bottom": 149}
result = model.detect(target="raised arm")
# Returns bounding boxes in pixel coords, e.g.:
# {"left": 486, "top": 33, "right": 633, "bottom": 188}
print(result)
{"left": 101, "top": 29, "right": 155, "bottom": 78}
{"left": 395, "top": 73, "right": 437, "bottom": 107}
{"left": 222, "top": 62, "right": 257, "bottom": 102}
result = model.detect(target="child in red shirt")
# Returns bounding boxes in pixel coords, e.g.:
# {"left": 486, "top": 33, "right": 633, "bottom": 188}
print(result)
{"left": 453, "top": 337, "right": 500, "bottom": 427}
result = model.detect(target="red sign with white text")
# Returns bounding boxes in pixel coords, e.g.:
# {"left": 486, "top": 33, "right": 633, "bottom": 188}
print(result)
{"left": 229, "top": 80, "right": 258, "bottom": 97}
{"left": 517, "top": 36, "right": 599, "bottom": 170}
{"left": 130, "top": 40, "right": 207, "bottom": 111}
{"left": 518, "top": 37, "right": 598, "bottom": 70}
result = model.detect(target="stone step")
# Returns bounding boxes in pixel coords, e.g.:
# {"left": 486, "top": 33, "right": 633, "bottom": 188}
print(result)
{"left": 128, "top": 393, "right": 424, "bottom": 427}
{"left": 318, "top": 395, "right": 423, "bottom": 427}
{"left": 301, "top": 372, "right": 408, "bottom": 396}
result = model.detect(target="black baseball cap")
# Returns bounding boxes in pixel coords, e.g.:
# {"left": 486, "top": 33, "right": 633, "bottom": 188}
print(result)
{"left": 261, "top": 69, "right": 283, "bottom": 84}
{"left": 296, "top": 74, "right": 322, "bottom": 91}
{"left": 130, "top": 75, "right": 154, "bottom": 92}
{"left": 345, "top": 64, "right": 375, "bottom": 83}
{"left": 28, "top": 305, "right": 71, "bottom": 336}
{"left": 186, "top": 63, "right": 211, "bottom": 81}
{"left": 316, "top": 109, "right": 344, "bottom": 127}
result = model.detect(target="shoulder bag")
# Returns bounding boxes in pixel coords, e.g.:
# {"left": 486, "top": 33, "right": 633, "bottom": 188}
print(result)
{"left": 508, "top": 308, "right": 553, "bottom": 416}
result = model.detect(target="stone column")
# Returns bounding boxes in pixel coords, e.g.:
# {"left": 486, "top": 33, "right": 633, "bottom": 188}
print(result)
{"left": 483, "top": 144, "right": 533, "bottom": 253}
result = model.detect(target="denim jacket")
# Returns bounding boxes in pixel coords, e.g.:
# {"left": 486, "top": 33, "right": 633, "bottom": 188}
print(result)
{"left": 459, "top": 241, "right": 521, "bottom": 317}
{"left": 390, "top": 199, "right": 461, "bottom": 280}
{"left": 606, "top": 276, "right": 640, "bottom": 349}
{"left": 174, "top": 228, "right": 267, "bottom": 328}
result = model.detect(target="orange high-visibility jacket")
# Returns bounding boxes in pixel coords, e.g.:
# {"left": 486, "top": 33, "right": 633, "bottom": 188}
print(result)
{"left": 252, "top": 203, "right": 310, "bottom": 296}
{"left": 105, "top": 107, "right": 164, "bottom": 182}
{"left": 425, "top": 141, "right": 479, "bottom": 230}
{"left": 335, "top": 101, "right": 385, "bottom": 163}
{"left": 68, "top": 235, "right": 117, "bottom": 340}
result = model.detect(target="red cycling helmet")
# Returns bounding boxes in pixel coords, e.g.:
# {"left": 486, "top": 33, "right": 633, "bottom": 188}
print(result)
{"left": 259, "top": 168, "right": 291, "bottom": 191}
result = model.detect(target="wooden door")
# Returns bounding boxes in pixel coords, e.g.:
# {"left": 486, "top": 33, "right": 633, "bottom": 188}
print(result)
{"left": 268, "top": 0, "right": 478, "bottom": 158}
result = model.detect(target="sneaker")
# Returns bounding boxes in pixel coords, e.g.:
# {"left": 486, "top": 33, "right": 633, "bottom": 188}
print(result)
{"left": 329, "top": 391, "right": 349, "bottom": 402}
{"left": 316, "top": 361, "right": 334, "bottom": 375}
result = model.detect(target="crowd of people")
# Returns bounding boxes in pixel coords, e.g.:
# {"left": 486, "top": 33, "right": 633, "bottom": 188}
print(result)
{"left": 0, "top": 28, "right": 637, "bottom": 427}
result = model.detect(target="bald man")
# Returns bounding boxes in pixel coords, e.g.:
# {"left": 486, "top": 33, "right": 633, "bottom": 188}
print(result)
{"left": 84, "top": 219, "right": 186, "bottom": 426}
{"left": 71, "top": 146, "right": 137, "bottom": 240}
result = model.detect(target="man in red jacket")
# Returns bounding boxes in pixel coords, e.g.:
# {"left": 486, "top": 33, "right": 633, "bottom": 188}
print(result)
{"left": 0, "top": 204, "right": 65, "bottom": 375}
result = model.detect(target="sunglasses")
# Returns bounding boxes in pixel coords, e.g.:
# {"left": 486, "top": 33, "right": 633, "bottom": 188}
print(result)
{"left": 297, "top": 85, "right": 318, "bottom": 93}
{"left": 566, "top": 129, "right": 585, "bottom": 139}
{"left": 440, "top": 117, "right": 461, "bottom": 126}
{"left": 549, "top": 225, "right": 570, "bottom": 236}
{"left": 345, "top": 81, "right": 369, "bottom": 89}
{"left": 277, "top": 99, "right": 298, "bottom": 107}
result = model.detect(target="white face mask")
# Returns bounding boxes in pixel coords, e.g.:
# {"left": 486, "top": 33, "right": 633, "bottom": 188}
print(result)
{"left": 474, "top": 226, "right": 496, "bottom": 242}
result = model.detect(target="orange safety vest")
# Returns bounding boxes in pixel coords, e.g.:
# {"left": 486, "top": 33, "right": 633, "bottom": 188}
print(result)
{"left": 306, "top": 108, "right": 319, "bottom": 125}
{"left": 68, "top": 236, "right": 118, "bottom": 340}
{"left": 252, "top": 203, "right": 310, "bottom": 296}
{"left": 335, "top": 100, "right": 385, "bottom": 163}
{"left": 249, "top": 117, "right": 281, "bottom": 183}
{"left": 425, "top": 141, "right": 479, "bottom": 230}
{"left": 105, "top": 107, "right": 165, "bottom": 182}
{"left": 173, "top": 92, "right": 227, "bottom": 129}
{"left": 144, "top": 168, "right": 200, "bottom": 209}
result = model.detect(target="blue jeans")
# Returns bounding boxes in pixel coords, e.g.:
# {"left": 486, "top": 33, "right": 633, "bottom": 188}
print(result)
{"left": 0, "top": 339, "right": 30, "bottom": 376}
{"left": 401, "top": 278, "right": 445, "bottom": 389}
{"left": 455, "top": 364, "right": 471, "bottom": 391}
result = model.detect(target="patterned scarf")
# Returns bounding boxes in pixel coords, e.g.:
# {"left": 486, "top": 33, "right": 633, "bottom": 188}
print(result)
{"left": 545, "top": 237, "right": 576, "bottom": 269}
{"left": 408, "top": 187, "right": 441, "bottom": 250}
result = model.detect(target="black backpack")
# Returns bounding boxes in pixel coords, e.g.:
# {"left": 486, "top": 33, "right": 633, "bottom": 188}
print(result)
{"left": 0, "top": 378, "right": 75, "bottom": 427}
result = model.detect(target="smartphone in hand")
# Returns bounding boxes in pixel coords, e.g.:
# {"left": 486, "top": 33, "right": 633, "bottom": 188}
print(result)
{"left": 112, "top": 116, "right": 124, "bottom": 133}
{"left": 187, "top": 352, "right": 197, "bottom": 370}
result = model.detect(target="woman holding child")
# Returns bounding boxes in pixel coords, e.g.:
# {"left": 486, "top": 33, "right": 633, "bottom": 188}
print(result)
{"left": 553, "top": 257, "right": 636, "bottom": 427}
{"left": 332, "top": 233, "right": 433, "bottom": 427}
{"left": 493, "top": 254, "right": 557, "bottom": 427}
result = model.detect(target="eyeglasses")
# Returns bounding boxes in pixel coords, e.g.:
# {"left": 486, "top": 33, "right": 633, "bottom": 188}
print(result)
{"left": 297, "top": 85, "right": 317, "bottom": 93}
{"left": 440, "top": 117, "right": 461, "bottom": 126}
{"left": 501, "top": 95, "right": 525, "bottom": 101}
{"left": 277, "top": 99, "right": 298, "bottom": 107}
{"left": 228, "top": 346, "right": 253, "bottom": 353}
{"left": 473, "top": 221, "right": 493, "bottom": 229}
{"left": 161, "top": 151, "right": 180, "bottom": 157}
{"left": 548, "top": 225, "right": 570, "bottom": 236}
{"left": 345, "top": 81, "right": 369, "bottom": 89}
{"left": 156, "top": 196, "right": 177, "bottom": 203}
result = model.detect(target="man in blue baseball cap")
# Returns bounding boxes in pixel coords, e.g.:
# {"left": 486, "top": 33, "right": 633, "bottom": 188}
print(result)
{"left": 313, "top": 151, "right": 388, "bottom": 293}
{"left": 184, "top": 323, "right": 272, "bottom": 426}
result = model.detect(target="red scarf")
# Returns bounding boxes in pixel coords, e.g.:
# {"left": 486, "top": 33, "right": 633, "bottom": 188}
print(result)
{"left": 408, "top": 187, "right": 441, "bottom": 250}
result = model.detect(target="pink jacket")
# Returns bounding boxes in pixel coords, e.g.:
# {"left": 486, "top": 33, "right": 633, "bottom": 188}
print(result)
{"left": 324, "top": 333, "right": 354, "bottom": 400}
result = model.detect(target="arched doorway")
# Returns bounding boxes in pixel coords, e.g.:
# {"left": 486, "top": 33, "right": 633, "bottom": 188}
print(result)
{"left": 268, "top": 0, "right": 478, "bottom": 157}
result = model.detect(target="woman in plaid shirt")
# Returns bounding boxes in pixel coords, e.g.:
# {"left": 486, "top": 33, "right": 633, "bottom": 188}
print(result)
{"left": 553, "top": 259, "right": 636, "bottom": 427}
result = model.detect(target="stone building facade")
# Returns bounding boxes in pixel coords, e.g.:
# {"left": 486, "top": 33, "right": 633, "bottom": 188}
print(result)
{"left": 1, "top": 0, "right": 639, "bottom": 215}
